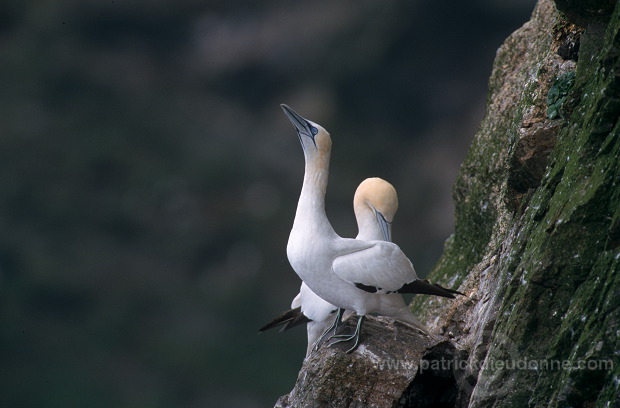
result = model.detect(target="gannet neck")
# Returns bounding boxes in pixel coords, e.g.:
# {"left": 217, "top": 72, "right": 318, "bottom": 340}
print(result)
{"left": 280, "top": 104, "right": 335, "bottom": 235}
{"left": 293, "top": 147, "right": 334, "bottom": 233}
{"left": 355, "top": 205, "right": 383, "bottom": 241}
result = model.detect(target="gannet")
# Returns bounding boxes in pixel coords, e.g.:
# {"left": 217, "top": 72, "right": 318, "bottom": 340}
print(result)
{"left": 261, "top": 177, "right": 427, "bottom": 355}
{"left": 279, "top": 104, "right": 462, "bottom": 353}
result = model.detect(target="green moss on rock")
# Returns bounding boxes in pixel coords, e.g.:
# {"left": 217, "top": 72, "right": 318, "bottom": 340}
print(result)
{"left": 547, "top": 71, "right": 576, "bottom": 119}
{"left": 417, "top": 0, "right": 620, "bottom": 406}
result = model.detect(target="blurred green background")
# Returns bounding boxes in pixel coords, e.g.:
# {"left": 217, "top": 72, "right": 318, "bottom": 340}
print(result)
{"left": 0, "top": 1, "right": 535, "bottom": 407}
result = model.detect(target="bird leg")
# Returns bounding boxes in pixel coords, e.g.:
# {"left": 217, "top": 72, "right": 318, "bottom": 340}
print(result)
{"left": 328, "top": 315, "right": 365, "bottom": 354}
{"left": 312, "top": 308, "right": 344, "bottom": 351}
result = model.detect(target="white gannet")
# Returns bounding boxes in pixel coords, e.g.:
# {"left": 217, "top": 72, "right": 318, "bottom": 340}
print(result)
{"left": 260, "top": 177, "right": 437, "bottom": 355}
{"left": 279, "top": 104, "right": 462, "bottom": 353}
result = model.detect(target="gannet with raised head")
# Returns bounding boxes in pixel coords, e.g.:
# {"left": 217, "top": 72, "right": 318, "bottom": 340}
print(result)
{"left": 260, "top": 177, "right": 432, "bottom": 355}
{"left": 280, "top": 104, "right": 462, "bottom": 353}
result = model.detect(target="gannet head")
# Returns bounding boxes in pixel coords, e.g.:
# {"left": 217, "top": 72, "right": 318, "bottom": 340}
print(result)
{"left": 354, "top": 177, "right": 398, "bottom": 241}
{"left": 280, "top": 104, "right": 331, "bottom": 158}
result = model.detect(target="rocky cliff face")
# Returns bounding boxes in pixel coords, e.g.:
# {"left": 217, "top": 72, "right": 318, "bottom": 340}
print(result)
{"left": 276, "top": 0, "right": 620, "bottom": 406}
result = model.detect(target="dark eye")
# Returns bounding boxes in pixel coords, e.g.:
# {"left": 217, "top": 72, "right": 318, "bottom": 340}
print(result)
{"left": 311, "top": 127, "right": 318, "bottom": 135}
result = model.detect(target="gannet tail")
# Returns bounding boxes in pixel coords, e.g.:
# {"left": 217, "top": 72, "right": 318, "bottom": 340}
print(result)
{"left": 258, "top": 306, "right": 311, "bottom": 333}
{"left": 398, "top": 279, "right": 465, "bottom": 298}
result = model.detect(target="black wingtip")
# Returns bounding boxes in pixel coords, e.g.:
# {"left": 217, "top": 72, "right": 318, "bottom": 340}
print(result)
{"left": 398, "top": 279, "right": 465, "bottom": 298}
{"left": 258, "top": 306, "right": 311, "bottom": 334}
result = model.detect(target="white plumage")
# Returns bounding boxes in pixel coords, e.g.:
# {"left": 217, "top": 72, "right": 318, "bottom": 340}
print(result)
{"left": 288, "top": 177, "right": 431, "bottom": 356}
{"left": 277, "top": 104, "right": 461, "bottom": 352}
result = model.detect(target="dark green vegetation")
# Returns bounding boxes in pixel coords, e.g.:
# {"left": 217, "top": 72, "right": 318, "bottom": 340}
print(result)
{"left": 546, "top": 71, "right": 576, "bottom": 119}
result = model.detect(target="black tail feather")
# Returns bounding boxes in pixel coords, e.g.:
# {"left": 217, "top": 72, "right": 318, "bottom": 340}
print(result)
{"left": 258, "top": 306, "right": 311, "bottom": 333}
{"left": 397, "top": 279, "right": 465, "bottom": 298}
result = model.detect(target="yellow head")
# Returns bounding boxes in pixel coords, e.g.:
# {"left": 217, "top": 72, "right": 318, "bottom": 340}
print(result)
{"left": 353, "top": 177, "right": 398, "bottom": 241}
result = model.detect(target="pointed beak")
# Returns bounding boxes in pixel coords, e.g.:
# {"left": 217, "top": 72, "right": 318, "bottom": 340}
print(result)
{"left": 375, "top": 211, "right": 392, "bottom": 242}
{"left": 281, "top": 104, "right": 316, "bottom": 140}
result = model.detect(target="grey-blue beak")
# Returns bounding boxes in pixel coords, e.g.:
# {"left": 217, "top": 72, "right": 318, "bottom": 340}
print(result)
{"left": 376, "top": 211, "right": 392, "bottom": 242}
{"left": 281, "top": 104, "right": 318, "bottom": 144}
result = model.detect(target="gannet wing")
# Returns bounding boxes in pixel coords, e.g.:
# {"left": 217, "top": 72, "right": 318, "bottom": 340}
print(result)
{"left": 399, "top": 279, "right": 464, "bottom": 297}
{"left": 332, "top": 240, "right": 417, "bottom": 293}
{"left": 332, "top": 240, "right": 460, "bottom": 298}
